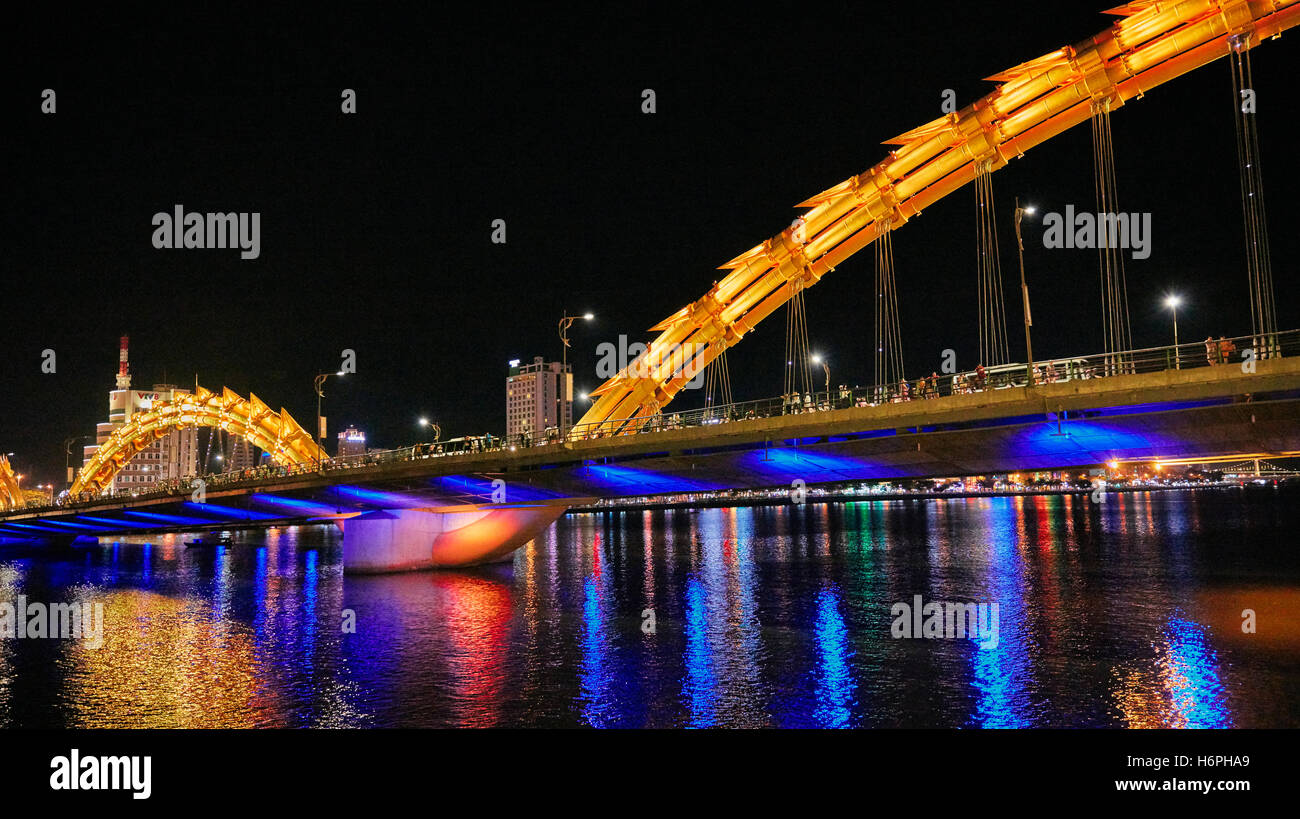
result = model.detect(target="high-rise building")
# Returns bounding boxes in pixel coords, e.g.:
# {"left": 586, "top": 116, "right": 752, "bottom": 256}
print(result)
{"left": 221, "top": 436, "right": 257, "bottom": 473}
{"left": 81, "top": 337, "right": 199, "bottom": 495}
{"left": 337, "top": 426, "right": 367, "bottom": 457}
{"left": 506, "top": 356, "right": 571, "bottom": 441}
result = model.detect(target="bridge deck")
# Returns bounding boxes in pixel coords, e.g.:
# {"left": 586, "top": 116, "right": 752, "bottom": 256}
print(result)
{"left": 4, "top": 355, "right": 1298, "bottom": 537}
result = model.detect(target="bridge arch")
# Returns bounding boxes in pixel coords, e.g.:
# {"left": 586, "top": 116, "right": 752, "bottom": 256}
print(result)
{"left": 575, "top": 0, "right": 1299, "bottom": 436}
{"left": 0, "top": 455, "right": 23, "bottom": 511}
{"left": 71, "top": 385, "right": 326, "bottom": 496}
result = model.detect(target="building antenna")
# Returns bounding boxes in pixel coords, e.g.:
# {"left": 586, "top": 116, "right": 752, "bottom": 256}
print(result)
{"left": 116, "top": 335, "right": 132, "bottom": 389}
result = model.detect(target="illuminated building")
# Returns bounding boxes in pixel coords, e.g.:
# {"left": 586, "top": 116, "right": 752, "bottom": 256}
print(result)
{"left": 337, "top": 426, "right": 367, "bottom": 457}
{"left": 506, "top": 356, "right": 571, "bottom": 441}
{"left": 222, "top": 436, "right": 257, "bottom": 472}
{"left": 81, "top": 337, "right": 198, "bottom": 494}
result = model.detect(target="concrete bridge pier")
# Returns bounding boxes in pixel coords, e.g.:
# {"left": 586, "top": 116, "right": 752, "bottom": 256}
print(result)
{"left": 339, "top": 500, "right": 575, "bottom": 573}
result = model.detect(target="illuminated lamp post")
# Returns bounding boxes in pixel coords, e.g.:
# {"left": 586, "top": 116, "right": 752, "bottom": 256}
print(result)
{"left": 1014, "top": 199, "right": 1037, "bottom": 386}
{"left": 314, "top": 370, "right": 346, "bottom": 470}
{"left": 557, "top": 312, "right": 593, "bottom": 440}
{"left": 1164, "top": 294, "right": 1182, "bottom": 369}
{"left": 810, "top": 354, "right": 830, "bottom": 400}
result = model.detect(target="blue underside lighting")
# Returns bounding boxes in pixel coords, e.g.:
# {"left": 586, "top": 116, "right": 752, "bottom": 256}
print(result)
{"left": 432, "top": 475, "right": 570, "bottom": 502}
{"left": 1092, "top": 397, "right": 1230, "bottom": 417}
{"left": 22, "top": 519, "right": 103, "bottom": 531}
{"left": 328, "top": 485, "right": 432, "bottom": 508}
{"left": 122, "top": 510, "right": 219, "bottom": 526}
{"left": 741, "top": 447, "right": 882, "bottom": 482}
{"left": 1, "top": 522, "right": 67, "bottom": 532}
{"left": 249, "top": 494, "right": 340, "bottom": 515}
{"left": 580, "top": 464, "right": 727, "bottom": 494}
{"left": 75, "top": 516, "right": 160, "bottom": 529}
{"left": 181, "top": 502, "right": 281, "bottom": 521}
{"left": 1003, "top": 418, "right": 1177, "bottom": 466}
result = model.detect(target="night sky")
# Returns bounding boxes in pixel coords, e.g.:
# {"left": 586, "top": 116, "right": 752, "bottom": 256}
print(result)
{"left": 5, "top": 2, "right": 1296, "bottom": 486}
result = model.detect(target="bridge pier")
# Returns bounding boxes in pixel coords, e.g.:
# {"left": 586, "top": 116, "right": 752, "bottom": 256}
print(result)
{"left": 340, "top": 500, "right": 573, "bottom": 573}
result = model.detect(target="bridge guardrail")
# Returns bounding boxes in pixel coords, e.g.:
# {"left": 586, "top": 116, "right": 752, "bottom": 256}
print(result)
{"left": 16, "top": 329, "right": 1297, "bottom": 516}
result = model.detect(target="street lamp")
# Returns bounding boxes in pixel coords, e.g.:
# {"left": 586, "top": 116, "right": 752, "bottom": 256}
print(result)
{"left": 810, "top": 354, "right": 830, "bottom": 399}
{"left": 1014, "top": 198, "right": 1037, "bottom": 386}
{"left": 314, "top": 370, "right": 346, "bottom": 470}
{"left": 1164, "top": 294, "right": 1182, "bottom": 368}
{"left": 63, "top": 435, "right": 95, "bottom": 489}
{"left": 557, "top": 311, "right": 594, "bottom": 440}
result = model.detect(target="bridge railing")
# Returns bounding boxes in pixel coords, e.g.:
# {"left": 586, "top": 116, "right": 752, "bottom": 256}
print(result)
{"left": 557, "top": 328, "right": 1299, "bottom": 442}
{"left": 15, "top": 329, "right": 1297, "bottom": 516}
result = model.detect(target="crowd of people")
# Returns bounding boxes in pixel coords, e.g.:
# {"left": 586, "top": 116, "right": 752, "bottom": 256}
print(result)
{"left": 771, "top": 359, "right": 1087, "bottom": 412}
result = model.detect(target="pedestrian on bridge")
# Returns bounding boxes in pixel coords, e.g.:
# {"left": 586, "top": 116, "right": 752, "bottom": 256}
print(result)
{"left": 1206, "top": 336, "right": 1218, "bottom": 365}
{"left": 1218, "top": 336, "right": 1236, "bottom": 365}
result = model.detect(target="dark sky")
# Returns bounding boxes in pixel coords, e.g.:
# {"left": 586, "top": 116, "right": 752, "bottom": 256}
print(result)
{"left": 4, "top": 2, "right": 1296, "bottom": 485}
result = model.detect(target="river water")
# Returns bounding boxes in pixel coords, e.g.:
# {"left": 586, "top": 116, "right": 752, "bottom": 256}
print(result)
{"left": 1, "top": 486, "right": 1297, "bottom": 728}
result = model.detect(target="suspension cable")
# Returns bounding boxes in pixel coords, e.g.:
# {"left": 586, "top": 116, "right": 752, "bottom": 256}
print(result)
{"left": 975, "top": 162, "right": 1010, "bottom": 366}
{"left": 874, "top": 224, "right": 904, "bottom": 400}
{"left": 1092, "top": 100, "right": 1133, "bottom": 374}
{"left": 1231, "top": 36, "right": 1278, "bottom": 357}
{"left": 783, "top": 284, "right": 812, "bottom": 399}
{"left": 704, "top": 342, "right": 733, "bottom": 419}
{"left": 200, "top": 427, "right": 215, "bottom": 471}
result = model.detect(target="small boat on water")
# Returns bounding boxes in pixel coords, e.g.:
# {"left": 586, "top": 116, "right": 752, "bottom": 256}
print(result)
{"left": 185, "top": 536, "right": 232, "bottom": 548}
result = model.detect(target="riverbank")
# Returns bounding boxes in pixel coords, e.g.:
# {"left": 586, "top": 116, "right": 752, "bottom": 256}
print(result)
{"left": 567, "top": 480, "right": 1293, "bottom": 513}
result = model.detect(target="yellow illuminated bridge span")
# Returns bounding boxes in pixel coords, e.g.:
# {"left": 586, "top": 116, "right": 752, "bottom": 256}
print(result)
{"left": 0, "top": 455, "right": 22, "bottom": 511}
{"left": 577, "top": 0, "right": 1300, "bottom": 436}
{"left": 71, "top": 386, "right": 326, "bottom": 496}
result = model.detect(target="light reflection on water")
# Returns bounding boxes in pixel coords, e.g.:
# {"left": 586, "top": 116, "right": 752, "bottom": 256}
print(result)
{"left": 0, "top": 487, "right": 1298, "bottom": 728}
